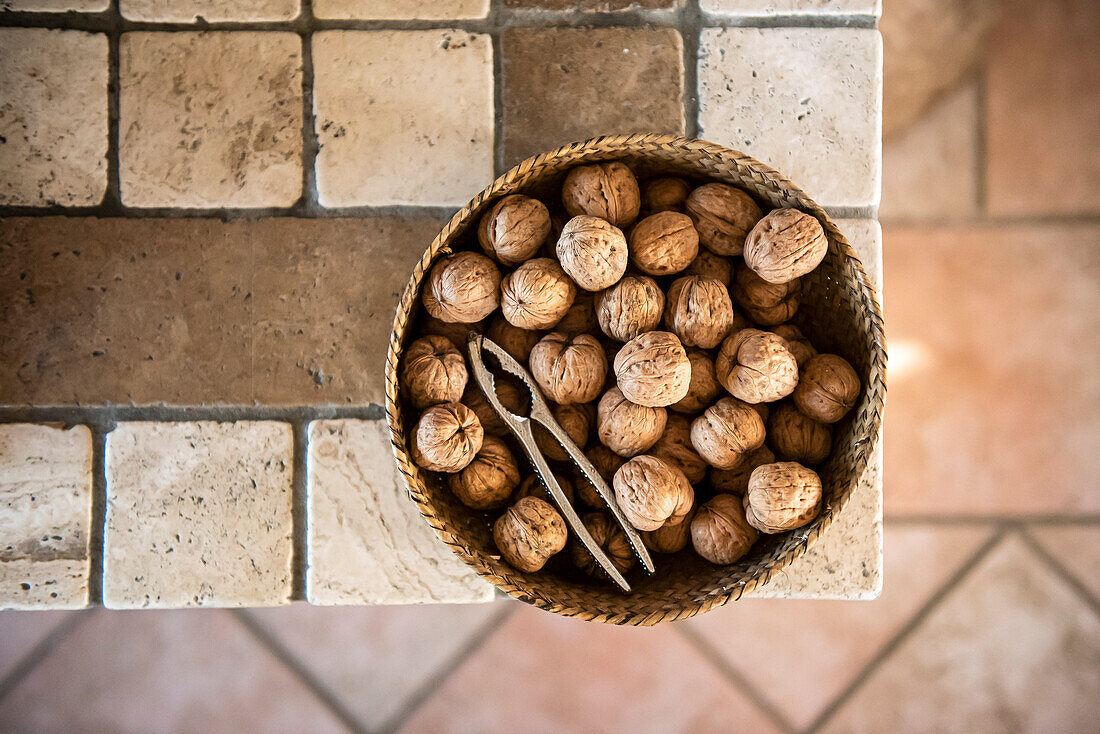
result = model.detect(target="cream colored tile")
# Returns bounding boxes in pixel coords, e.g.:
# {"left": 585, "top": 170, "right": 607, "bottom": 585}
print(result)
{"left": 702, "top": 0, "right": 880, "bottom": 14}
{"left": 120, "top": 0, "right": 299, "bottom": 20}
{"left": 1, "top": 1, "right": 107, "bottom": 11}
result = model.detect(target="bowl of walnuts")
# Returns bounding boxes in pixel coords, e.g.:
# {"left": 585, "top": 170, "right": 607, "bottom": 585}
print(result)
{"left": 385, "top": 133, "right": 885, "bottom": 625}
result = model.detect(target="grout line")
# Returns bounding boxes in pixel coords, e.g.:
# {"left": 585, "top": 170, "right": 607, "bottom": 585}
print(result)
{"left": 885, "top": 513, "right": 1100, "bottom": 526}
{"left": 1016, "top": 527, "right": 1100, "bottom": 620}
{"left": 681, "top": 0, "right": 701, "bottom": 139}
{"left": 298, "top": 0, "right": 322, "bottom": 215}
{"left": 0, "top": 405, "right": 386, "bottom": 424}
{"left": 490, "top": 0, "right": 505, "bottom": 177}
{"left": 290, "top": 422, "right": 309, "bottom": 601}
{"left": 0, "top": 609, "right": 95, "bottom": 706}
{"left": 86, "top": 425, "right": 109, "bottom": 606}
{"left": 104, "top": 1, "right": 122, "bottom": 211}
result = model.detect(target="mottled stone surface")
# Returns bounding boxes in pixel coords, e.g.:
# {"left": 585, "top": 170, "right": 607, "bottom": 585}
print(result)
{"left": 307, "top": 420, "right": 493, "bottom": 605}
{"left": 314, "top": 0, "right": 488, "bottom": 18}
{"left": 698, "top": 28, "right": 882, "bottom": 209}
{"left": 0, "top": 425, "right": 92, "bottom": 610}
{"left": 120, "top": 0, "right": 300, "bottom": 21}
{"left": 701, "top": 0, "right": 880, "bottom": 15}
{"left": 119, "top": 32, "right": 303, "bottom": 208}
{"left": 0, "top": 29, "right": 107, "bottom": 207}
{"left": 503, "top": 0, "right": 675, "bottom": 8}
{"left": 313, "top": 31, "right": 493, "bottom": 207}
{"left": 836, "top": 217, "right": 882, "bottom": 294}
{"left": 0, "top": 0, "right": 107, "bottom": 10}
{"left": 103, "top": 422, "right": 293, "bottom": 609}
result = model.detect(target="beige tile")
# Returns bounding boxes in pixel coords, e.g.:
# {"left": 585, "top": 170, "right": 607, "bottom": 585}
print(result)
{"left": 313, "top": 31, "right": 493, "bottom": 207}
{"left": 1029, "top": 525, "right": 1100, "bottom": 601}
{"left": 503, "top": 0, "right": 675, "bottom": 7}
{"left": 120, "top": 0, "right": 299, "bottom": 20}
{"left": 836, "top": 217, "right": 882, "bottom": 293}
{"left": 3, "top": 0, "right": 108, "bottom": 8}
{"left": 315, "top": 0, "right": 488, "bottom": 18}
{"left": 119, "top": 32, "right": 302, "bottom": 208}
{"left": 823, "top": 534, "right": 1100, "bottom": 732}
{"left": 702, "top": 0, "right": 880, "bottom": 14}
{"left": 0, "top": 29, "right": 107, "bottom": 207}
{"left": 0, "top": 609, "right": 77, "bottom": 680}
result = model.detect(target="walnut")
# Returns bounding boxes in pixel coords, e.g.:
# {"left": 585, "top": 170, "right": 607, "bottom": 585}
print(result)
{"left": 486, "top": 315, "right": 543, "bottom": 363}
{"left": 642, "top": 504, "right": 696, "bottom": 554}
{"left": 478, "top": 194, "right": 551, "bottom": 265}
{"left": 612, "top": 455, "right": 694, "bottom": 531}
{"left": 529, "top": 332, "right": 607, "bottom": 404}
{"left": 410, "top": 402, "right": 484, "bottom": 473}
{"left": 553, "top": 290, "right": 598, "bottom": 336}
{"left": 556, "top": 216, "right": 629, "bottom": 291}
{"left": 447, "top": 436, "right": 521, "bottom": 510}
{"left": 613, "top": 331, "right": 692, "bottom": 408}
{"left": 422, "top": 251, "right": 501, "bottom": 324}
{"left": 514, "top": 472, "right": 575, "bottom": 506}
{"left": 716, "top": 329, "right": 799, "bottom": 404}
{"left": 685, "top": 183, "right": 763, "bottom": 256}
{"left": 685, "top": 249, "right": 733, "bottom": 287}
{"left": 732, "top": 266, "right": 802, "bottom": 326}
{"left": 768, "top": 402, "right": 832, "bottom": 465}
{"left": 462, "top": 378, "right": 525, "bottom": 438}
{"left": 710, "top": 445, "right": 776, "bottom": 497}
{"left": 743, "top": 208, "right": 828, "bottom": 284}
{"left": 421, "top": 314, "right": 483, "bottom": 347}
{"left": 493, "top": 496, "right": 568, "bottom": 573}
{"left": 570, "top": 512, "right": 636, "bottom": 576}
{"left": 771, "top": 324, "right": 817, "bottom": 368}
{"left": 690, "top": 397, "right": 766, "bottom": 469}
{"left": 534, "top": 402, "right": 591, "bottom": 462}
{"left": 596, "top": 386, "right": 667, "bottom": 457}
{"left": 400, "top": 335, "right": 468, "bottom": 410}
{"left": 664, "top": 275, "right": 736, "bottom": 349}
{"left": 670, "top": 349, "right": 722, "bottom": 414}
{"left": 793, "top": 354, "right": 861, "bottom": 423}
{"left": 561, "top": 161, "right": 641, "bottom": 227}
{"left": 649, "top": 414, "right": 707, "bottom": 484}
{"left": 595, "top": 275, "right": 665, "bottom": 342}
{"left": 573, "top": 444, "right": 625, "bottom": 507}
{"left": 642, "top": 176, "right": 691, "bottom": 213}
{"left": 628, "top": 211, "right": 699, "bottom": 276}
{"left": 500, "top": 258, "right": 577, "bottom": 330}
{"left": 691, "top": 493, "right": 758, "bottom": 564}
{"left": 744, "top": 462, "right": 823, "bottom": 533}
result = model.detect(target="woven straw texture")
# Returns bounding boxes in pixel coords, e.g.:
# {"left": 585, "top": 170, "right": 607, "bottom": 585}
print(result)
{"left": 385, "top": 134, "right": 886, "bottom": 625}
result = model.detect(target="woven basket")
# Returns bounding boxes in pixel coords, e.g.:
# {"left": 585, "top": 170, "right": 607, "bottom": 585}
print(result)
{"left": 385, "top": 134, "right": 886, "bottom": 625}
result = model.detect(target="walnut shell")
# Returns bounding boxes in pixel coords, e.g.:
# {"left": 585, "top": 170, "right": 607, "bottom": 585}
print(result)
{"left": 561, "top": 161, "right": 641, "bottom": 227}
{"left": 743, "top": 208, "right": 828, "bottom": 284}
{"left": 684, "top": 183, "right": 763, "bottom": 256}
{"left": 649, "top": 413, "right": 708, "bottom": 484}
{"left": 570, "top": 511, "right": 636, "bottom": 576}
{"left": 556, "top": 216, "right": 629, "bottom": 291}
{"left": 642, "top": 176, "right": 691, "bottom": 213}
{"left": 410, "top": 402, "right": 484, "bottom": 473}
{"left": 493, "top": 496, "right": 568, "bottom": 573}
{"left": 793, "top": 354, "right": 861, "bottom": 423}
{"left": 744, "top": 461, "right": 823, "bottom": 533}
{"left": 400, "top": 335, "right": 468, "bottom": 410}
{"left": 710, "top": 445, "right": 776, "bottom": 497}
{"left": 421, "top": 314, "right": 483, "bottom": 347}
{"left": 486, "top": 315, "right": 543, "bottom": 363}
{"left": 573, "top": 444, "right": 626, "bottom": 507}
{"left": 628, "top": 211, "right": 699, "bottom": 276}
{"left": 691, "top": 493, "right": 758, "bottom": 564}
{"left": 716, "top": 329, "right": 799, "bottom": 404}
{"left": 514, "top": 472, "right": 575, "bottom": 506}
{"left": 664, "top": 275, "right": 736, "bottom": 349}
{"left": 685, "top": 249, "right": 733, "bottom": 287}
{"left": 690, "top": 397, "right": 766, "bottom": 469}
{"left": 670, "top": 349, "right": 722, "bottom": 414}
{"left": 500, "top": 258, "right": 577, "bottom": 330}
{"left": 534, "top": 402, "right": 592, "bottom": 462}
{"left": 447, "top": 436, "right": 521, "bottom": 510}
{"left": 771, "top": 324, "right": 818, "bottom": 368}
{"left": 612, "top": 455, "right": 695, "bottom": 531}
{"left": 478, "top": 194, "right": 551, "bottom": 265}
{"left": 613, "top": 331, "right": 692, "bottom": 408}
{"left": 553, "top": 290, "right": 598, "bottom": 336}
{"left": 529, "top": 332, "right": 607, "bottom": 405}
{"left": 596, "top": 386, "right": 667, "bottom": 457}
{"left": 423, "top": 252, "right": 501, "bottom": 324}
{"left": 768, "top": 402, "right": 832, "bottom": 465}
{"left": 462, "top": 378, "right": 525, "bottom": 438}
{"left": 642, "top": 504, "right": 696, "bottom": 554}
{"left": 595, "top": 275, "right": 665, "bottom": 342}
{"left": 731, "top": 266, "right": 802, "bottom": 326}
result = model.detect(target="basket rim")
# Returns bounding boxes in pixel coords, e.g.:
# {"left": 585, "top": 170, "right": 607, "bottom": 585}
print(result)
{"left": 385, "top": 133, "right": 887, "bottom": 625}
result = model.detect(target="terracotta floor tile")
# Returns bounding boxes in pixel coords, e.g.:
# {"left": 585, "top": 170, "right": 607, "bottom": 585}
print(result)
{"left": 883, "top": 224, "right": 1100, "bottom": 515}
{"left": 1028, "top": 525, "right": 1100, "bottom": 601}
{"left": 685, "top": 523, "right": 992, "bottom": 729}
{"left": 399, "top": 602, "right": 782, "bottom": 734}
{"left": 0, "top": 609, "right": 78, "bottom": 680}
{"left": 822, "top": 534, "right": 1100, "bottom": 732}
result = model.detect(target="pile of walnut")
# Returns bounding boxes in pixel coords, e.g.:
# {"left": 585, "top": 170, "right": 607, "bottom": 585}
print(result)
{"left": 402, "top": 161, "right": 861, "bottom": 581}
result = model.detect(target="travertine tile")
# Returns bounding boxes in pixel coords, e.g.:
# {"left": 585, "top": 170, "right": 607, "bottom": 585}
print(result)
{"left": 502, "top": 27, "right": 685, "bottom": 168}
{"left": 119, "top": 32, "right": 303, "bottom": 208}
{"left": 313, "top": 31, "right": 493, "bottom": 207}
{"left": 503, "top": 0, "right": 675, "bottom": 9}
{"left": 1, "top": 0, "right": 108, "bottom": 9}
{"left": 1028, "top": 525, "right": 1100, "bottom": 601}
{"left": 701, "top": 0, "right": 880, "bottom": 14}
{"left": 120, "top": 0, "right": 300, "bottom": 21}
{"left": 307, "top": 420, "right": 494, "bottom": 605}
{"left": 836, "top": 217, "right": 882, "bottom": 294}
{"left": 699, "top": 28, "right": 882, "bottom": 209}
{"left": 1, "top": 424, "right": 92, "bottom": 610}
{"left": 315, "top": 0, "right": 488, "bottom": 18}
{"left": 103, "top": 422, "right": 293, "bottom": 609}
{"left": 0, "top": 29, "right": 107, "bottom": 207}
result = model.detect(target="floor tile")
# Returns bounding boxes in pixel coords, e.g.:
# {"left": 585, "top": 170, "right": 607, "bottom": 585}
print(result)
{"left": 0, "top": 29, "right": 107, "bottom": 207}
{"left": 823, "top": 534, "right": 1100, "bottom": 732}
{"left": 313, "top": 30, "right": 493, "bottom": 207}
{"left": 502, "top": 27, "right": 685, "bottom": 168}
{"left": 246, "top": 601, "right": 503, "bottom": 731}
{"left": 0, "top": 609, "right": 77, "bottom": 681}
{"left": 2, "top": 0, "right": 108, "bottom": 8}
{"left": 883, "top": 224, "right": 1100, "bottom": 514}
{"left": 1028, "top": 525, "right": 1100, "bottom": 601}
{"left": 687, "top": 523, "right": 991, "bottom": 729}
{"left": 701, "top": 0, "right": 879, "bottom": 15}
{"left": 0, "top": 608, "right": 349, "bottom": 733}
{"left": 835, "top": 218, "right": 882, "bottom": 294}
{"left": 315, "top": 0, "right": 488, "bottom": 18}
{"left": 120, "top": 0, "right": 299, "bottom": 20}
{"left": 119, "top": 32, "right": 302, "bottom": 208}
{"left": 503, "top": 0, "right": 675, "bottom": 9}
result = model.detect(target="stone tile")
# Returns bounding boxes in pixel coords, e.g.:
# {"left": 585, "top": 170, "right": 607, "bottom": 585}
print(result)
{"left": 1, "top": 424, "right": 92, "bottom": 610}
{"left": 103, "top": 422, "right": 293, "bottom": 609}
{"left": 313, "top": 31, "right": 493, "bottom": 207}
{"left": 0, "top": 609, "right": 77, "bottom": 680}
{"left": 986, "top": 0, "right": 1100, "bottom": 216}
{"left": 503, "top": 0, "right": 675, "bottom": 9}
{"left": 881, "top": 81, "right": 980, "bottom": 222}
{"left": 1, "top": 0, "right": 107, "bottom": 10}
{"left": 702, "top": 0, "right": 880, "bottom": 14}
{"left": 688, "top": 523, "right": 993, "bottom": 730}
{"left": 307, "top": 420, "right": 493, "bottom": 605}
{"left": 120, "top": 0, "right": 300, "bottom": 21}
{"left": 0, "top": 29, "right": 107, "bottom": 207}
{"left": 502, "top": 27, "right": 685, "bottom": 168}
{"left": 315, "top": 0, "right": 488, "bottom": 18}
{"left": 883, "top": 224, "right": 1100, "bottom": 514}
{"left": 247, "top": 601, "right": 503, "bottom": 730}
{"left": 836, "top": 217, "right": 882, "bottom": 294}
{"left": 823, "top": 534, "right": 1100, "bottom": 732}
{"left": 0, "top": 608, "right": 348, "bottom": 733}
{"left": 1028, "top": 525, "right": 1100, "bottom": 601}
{"left": 698, "top": 28, "right": 882, "bottom": 209}
{"left": 399, "top": 603, "right": 783, "bottom": 734}
{"left": 119, "top": 32, "right": 303, "bottom": 209}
